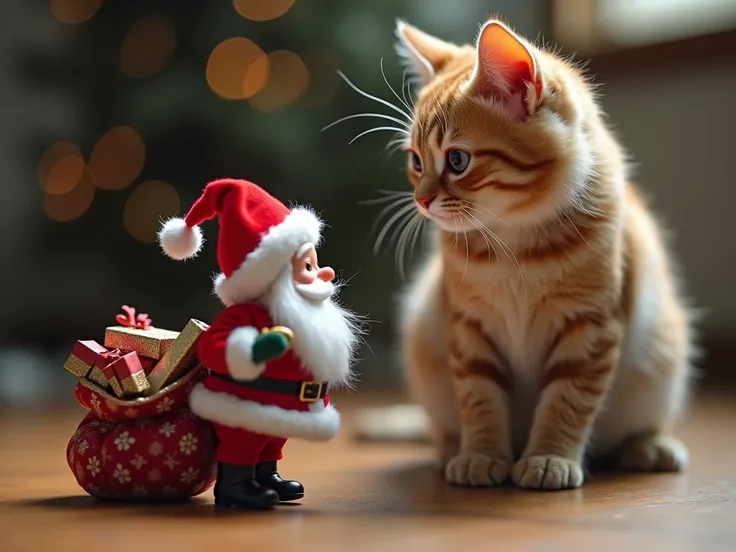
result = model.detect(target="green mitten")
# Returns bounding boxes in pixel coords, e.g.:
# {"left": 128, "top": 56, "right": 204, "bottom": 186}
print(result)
{"left": 252, "top": 331, "right": 290, "bottom": 364}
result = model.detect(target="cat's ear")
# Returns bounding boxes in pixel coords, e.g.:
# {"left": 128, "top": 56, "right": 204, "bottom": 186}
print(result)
{"left": 395, "top": 20, "right": 461, "bottom": 87}
{"left": 467, "top": 20, "right": 544, "bottom": 117}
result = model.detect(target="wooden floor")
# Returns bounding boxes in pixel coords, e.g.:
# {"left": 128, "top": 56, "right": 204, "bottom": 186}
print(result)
{"left": 1, "top": 390, "right": 735, "bottom": 552}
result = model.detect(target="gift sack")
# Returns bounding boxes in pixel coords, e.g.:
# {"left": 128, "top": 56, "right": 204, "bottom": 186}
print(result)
{"left": 66, "top": 365, "right": 217, "bottom": 501}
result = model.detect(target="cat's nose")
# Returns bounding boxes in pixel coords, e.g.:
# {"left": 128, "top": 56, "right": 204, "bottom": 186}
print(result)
{"left": 416, "top": 195, "right": 436, "bottom": 210}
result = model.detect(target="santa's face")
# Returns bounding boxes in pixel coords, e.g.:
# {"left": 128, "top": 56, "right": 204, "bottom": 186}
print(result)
{"left": 291, "top": 246, "right": 336, "bottom": 303}
{"left": 263, "top": 245, "right": 358, "bottom": 385}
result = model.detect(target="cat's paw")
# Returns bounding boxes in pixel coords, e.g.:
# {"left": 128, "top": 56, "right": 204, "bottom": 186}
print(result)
{"left": 512, "top": 455, "right": 584, "bottom": 490}
{"left": 444, "top": 452, "right": 511, "bottom": 486}
{"left": 618, "top": 434, "right": 688, "bottom": 472}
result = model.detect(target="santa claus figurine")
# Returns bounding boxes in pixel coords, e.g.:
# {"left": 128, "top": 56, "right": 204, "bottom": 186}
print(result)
{"left": 157, "top": 178, "right": 360, "bottom": 510}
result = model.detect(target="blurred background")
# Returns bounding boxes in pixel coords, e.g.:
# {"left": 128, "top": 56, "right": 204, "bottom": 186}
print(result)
{"left": 1, "top": 0, "right": 734, "bottom": 407}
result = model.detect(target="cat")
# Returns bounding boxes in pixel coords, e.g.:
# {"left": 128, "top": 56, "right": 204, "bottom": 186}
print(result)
{"left": 376, "top": 18, "right": 696, "bottom": 490}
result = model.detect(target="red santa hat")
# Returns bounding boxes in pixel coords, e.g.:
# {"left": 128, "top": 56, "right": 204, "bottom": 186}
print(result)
{"left": 157, "top": 178, "right": 322, "bottom": 305}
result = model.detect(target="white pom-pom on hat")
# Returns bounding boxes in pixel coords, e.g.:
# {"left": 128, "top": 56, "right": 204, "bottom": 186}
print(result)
{"left": 158, "top": 217, "right": 203, "bottom": 260}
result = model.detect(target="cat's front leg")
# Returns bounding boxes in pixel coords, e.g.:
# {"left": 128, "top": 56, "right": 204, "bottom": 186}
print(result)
{"left": 444, "top": 312, "right": 513, "bottom": 487}
{"left": 513, "top": 314, "right": 623, "bottom": 490}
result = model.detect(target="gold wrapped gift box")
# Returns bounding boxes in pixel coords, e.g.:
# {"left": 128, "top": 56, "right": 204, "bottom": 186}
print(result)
{"left": 64, "top": 310, "right": 209, "bottom": 400}
{"left": 104, "top": 325, "right": 179, "bottom": 360}
{"left": 147, "top": 319, "right": 209, "bottom": 394}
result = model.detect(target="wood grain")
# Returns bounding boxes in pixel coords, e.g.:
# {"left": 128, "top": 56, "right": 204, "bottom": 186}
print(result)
{"left": 1, "top": 390, "right": 735, "bottom": 551}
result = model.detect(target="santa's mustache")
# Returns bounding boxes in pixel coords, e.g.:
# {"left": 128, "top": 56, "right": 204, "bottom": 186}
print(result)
{"left": 294, "top": 279, "right": 335, "bottom": 303}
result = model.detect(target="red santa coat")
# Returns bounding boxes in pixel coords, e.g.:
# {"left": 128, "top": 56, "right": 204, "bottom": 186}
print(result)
{"left": 188, "top": 303, "right": 341, "bottom": 441}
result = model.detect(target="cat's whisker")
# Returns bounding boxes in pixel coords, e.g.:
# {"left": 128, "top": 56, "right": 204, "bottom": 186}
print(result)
{"left": 560, "top": 210, "right": 594, "bottom": 250}
{"left": 373, "top": 201, "right": 417, "bottom": 255}
{"left": 358, "top": 190, "right": 413, "bottom": 206}
{"left": 460, "top": 210, "right": 499, "bottom": 286}
{"left": 461, "top": 204, "right": 516, "bottom": 263}
{"left": 395, "top": 211, "right": 422, "bottom": 280}
{"left": 380, "top": 58, "right": 414, "bottom": 118}
{"left": 321, "top": 112, "right": 410, "bottom": 133}
{"left": 365, "top": 194, "right": 415, "bottom": 243}
{"left": 408, "top": 212, "right": 426, "bottom": 257}
{"left": 349, "top": 126, "right": 408, "bottom": 145}
{"left": 463, "top": 202, "right": 509, "bottom": 227}
{"left": 458, "top": 214, "right": 470, "bottom": 285}
{"left": 465, "top": 211, "right": 527, "bottom": 292}
{"left": 404, "top": 73, "right": 417, "bottom": 110}
{"left": 460, "top": 209, "right": 498, "bottom": 264}
{"left": 377, "top": 188, "right": 412, "bottom": 196}
{"left": 385, "top": 137, "right": 409, "bottom": 154}
{"left": 371, "top": 196, "right": 414, "bottom": 229}
{"left": 337, "top": 70, "right": 413, "bottom": 122}
{"left": 400, "top": 69, "right": 413, "bottom": 113}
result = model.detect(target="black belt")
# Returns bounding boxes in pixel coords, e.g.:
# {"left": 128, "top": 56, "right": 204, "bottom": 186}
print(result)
{"left": 209, "top": 373, "right": 328, "bottom": 403}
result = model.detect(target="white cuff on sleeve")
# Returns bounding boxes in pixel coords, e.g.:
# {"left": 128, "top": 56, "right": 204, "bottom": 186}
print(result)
{"left": 225, "top": 327, "right": 264, "bottom": 381}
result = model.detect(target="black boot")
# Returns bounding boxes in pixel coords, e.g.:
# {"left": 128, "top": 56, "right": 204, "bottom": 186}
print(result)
{"left": 214, "top": 463, "right": 280, "bottom": 510}
{"left": 255, "top": 461, "right": 304, "bottom": 502}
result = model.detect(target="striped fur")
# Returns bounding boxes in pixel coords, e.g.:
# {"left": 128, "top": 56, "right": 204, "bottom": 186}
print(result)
{"left": 395, "top": 19, "right": 694, "bottom": 489}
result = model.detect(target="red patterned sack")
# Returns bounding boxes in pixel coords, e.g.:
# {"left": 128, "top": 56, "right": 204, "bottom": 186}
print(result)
{"left": 66, "top": 365, "right": 217, "bottom": 501}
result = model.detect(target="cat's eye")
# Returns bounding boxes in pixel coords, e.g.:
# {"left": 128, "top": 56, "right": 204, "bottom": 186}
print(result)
{"left": 447, "top": 149, "right": 470, "bottom": 174}
{"left": 410, "top": 151, "right": 422, "bottom": 173}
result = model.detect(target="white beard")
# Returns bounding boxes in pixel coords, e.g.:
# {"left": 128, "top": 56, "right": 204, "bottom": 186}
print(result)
{"left": 262, "top": 266, "right": 361, "bottom": 387}
{"left": 294, "top": 279, "right": 334, "bottom": 302}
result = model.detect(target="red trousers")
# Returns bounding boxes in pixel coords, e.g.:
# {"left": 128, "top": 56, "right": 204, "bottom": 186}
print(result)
{"left": 213, "top": 423, "right": 287, "bottom": 466}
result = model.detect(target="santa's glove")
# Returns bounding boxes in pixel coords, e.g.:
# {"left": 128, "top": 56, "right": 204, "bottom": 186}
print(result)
{"left": 252, "top": 327, "right": 293, "bottom": 364}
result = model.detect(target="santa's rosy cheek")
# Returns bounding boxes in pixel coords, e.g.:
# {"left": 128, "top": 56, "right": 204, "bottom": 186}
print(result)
{"left": 293, "top": 268, "right": 317, "bottom": 285}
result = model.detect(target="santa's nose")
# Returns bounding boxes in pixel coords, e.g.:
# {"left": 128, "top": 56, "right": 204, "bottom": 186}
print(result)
{"left": 318, "top": 266, "right": 335, "bottom": 282}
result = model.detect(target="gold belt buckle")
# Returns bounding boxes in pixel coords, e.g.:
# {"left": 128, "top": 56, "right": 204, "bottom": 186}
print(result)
{"left": 299, "top": 381, "right": 323, "bottom": 403}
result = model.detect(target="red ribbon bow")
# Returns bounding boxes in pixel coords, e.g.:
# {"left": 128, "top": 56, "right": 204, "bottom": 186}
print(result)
{"left": 100, "top": 348, "right": 123, "bottom": 363}
{"left": 115, "top": 305, "right": 152, "bottom": 330}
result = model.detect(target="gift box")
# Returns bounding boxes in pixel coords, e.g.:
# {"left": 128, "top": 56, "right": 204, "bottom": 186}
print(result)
{"left": 112, "top": 351, "right": 150, "bottom": 396}
{"left": 64, "top": 340, "right": 108, "bottom": 379}
{"left": 64, "top": 306, "right": 217, "bottom": 501}
{"left": 104, "top": 305, "right": 178, "bottom": 360}
{"left": 104, "top": 326, "right": 178, "bottom": 360}
{"left": 147, "top": 319, "right": 209, "bottom": 394}
{"left": 67, "top": 365, "right": 217, "bottom": 501}
{"left": 92, "top": 349, "right": 123, "bottom": 397}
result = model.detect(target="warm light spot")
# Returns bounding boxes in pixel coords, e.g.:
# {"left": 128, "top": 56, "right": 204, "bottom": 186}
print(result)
{"left": 206, "top": 37, "right": 269, "bottom": 100}
{"left": 301, "top": 50, "right": 340, "bottom": 107}
{"left": 89, "top": 126, "right": 145, "bottom": 191}
{"left": 50, "top": 0, "right": 102, "bottom": 24}
{"left": 121, "top": 14, "right": 176, "bottom": 79}
{"left": 242, "top": 54, "right": 270, "bottom": 98}
{"left": 46, "top": 155, "right": 86, "bottom": 196}
{"left": 44, "top": 165, "right": 96, "bottom": 222}
{"left": 233, "top": 0, "right": 295, "bottom": 21}
{"left": 249, "top": 51, "right": 309, "bottom": 112}
{"left": 123, "top": 180, "right": 181, "bottom": 243}
{"left": 38, "top": 141, "right": 84, "bottom": 194}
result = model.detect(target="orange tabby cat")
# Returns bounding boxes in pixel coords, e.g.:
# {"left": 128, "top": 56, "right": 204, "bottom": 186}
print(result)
{"left": 391, "top": 19, "right": 694, "bottom": 489}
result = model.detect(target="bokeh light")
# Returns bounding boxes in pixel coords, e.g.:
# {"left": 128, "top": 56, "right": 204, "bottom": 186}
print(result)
{"left": 44, "top": 166, "right": 96, "bottom": 222}
{"left": 46, "top": 155, "right": 86, "bottom": 196}
{"left": 88, "top": 126, "right": 146, "bottom": 191}
{"left": 249, "top": 51, "right": 310, "bottom": 112}
{"left": 38, "top": 141, "right": 85, "bottom": 195}
{"left": 233, "top": 0, "right": 295, "bottom": 22}
{"left": 123, "top": 180, "right": 181, "bottom": 243}
{"left": 121, "top": 14, "right": 176, "bottom": 79}
{"left": 206, "top": 37, "right": 269, "bottom": 100}
{"left": 50, "top": 0, "right": 103, "bottom": 24}
{"left": 301, "top": 50, "right": 340, "bottom": 107}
